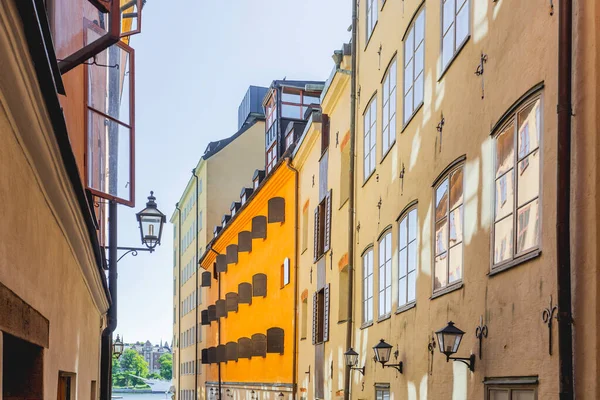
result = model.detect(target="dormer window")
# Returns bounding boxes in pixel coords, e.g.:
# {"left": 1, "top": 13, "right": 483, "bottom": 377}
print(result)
{"left": 253, "top": 179, "right": 259, "bottom": 190}
{"left": 281, "top": 88, "right": 321, "bottom": 120}
{"left": 241, "top": 193, "right": 247, "bottom": 204}
{"left": 285, "top": 131, "right": 294, "bottom": 150}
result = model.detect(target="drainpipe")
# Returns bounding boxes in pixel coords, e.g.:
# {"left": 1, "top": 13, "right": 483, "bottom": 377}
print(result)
{"left": 343, "top": 1, "right": 358, "bottom": 400}
{"left": 556, "top": 0, "right": 574, "bottom": 399}
{"left": 208, "top": 247, "right": 223, "bottom": 399}
{"left": 284, "top": 157, "right": 299, "bottom": 399}
{"left": 193, "top": 169, "right": 200, "bottom": 400}
{"left": 176, "top": 203, "right": 182, "bottom": 399}
{"left": 100, "top": 200, "right": 118, "bottom": 400}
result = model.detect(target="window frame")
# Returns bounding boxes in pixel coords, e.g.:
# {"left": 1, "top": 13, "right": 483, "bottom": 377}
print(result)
{"left": 485, "top": 384, "right": 538, "bottom": 400}
{"left": 440, "top": 0, "right": 471, "bottom": 74}
{"left": 398, "top": 205, "right": 418, "bottom": 310}
{"left": 363, "top": 95, "right": 377, "bottom": 182}
{"left": 366, "top": 0, "right": 379, "bottom": 43}
{"left": 381, "top": 58, "right": 397, "bottom": 157}
{"left": 266, "top": 143, "right": 277, "bottom": 174}
{"left": 362, "top": 247, "right": 375, "bottom": 325}
{"left": 491, "top": 94, "right": 543, "bottom": 272}
{"left": 377, "top": 230, "right": 393, "bottom": 319}
{"left": 403, "top": 6, "right": 426, "bottom": 127}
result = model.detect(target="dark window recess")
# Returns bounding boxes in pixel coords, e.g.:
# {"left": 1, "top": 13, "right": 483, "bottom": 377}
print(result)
{"left": 201, "top": 349, "right": 209, "bottom": 364}
{"left": 226, "top": 342, "right": 238, "bottom": 362}
{"left": 226, "top": 244, "right": 238, "bottom": 264}
{"left": 252, "top": 216, "right": 267, "bottom": 239}
{"left": 252, "top": 274, "right": 267, "bottom": 297}
{"left": 238, "top": 337, "right": 252, "bottom": 359}
{"left": 312, "top": 284, "right": 329, "bottom": 344}
{"left": 314, "top": 190, "right": 332, "bottom": 261}
{"left": 213, "top": 263, "right": 219, "bottom": 281}
{"left": 201, "top": 310, "right": 209, "bottom": 325}
{"left": 238, "top": 282, "right": 253, "bottom": 305}
{"left": 207, "top": 305, "right": 217, "bottom": 322}
{"left": 238, "top": 231, "right": 253, "bottom": 252}
{"left": 267, "top": 327, "right": 285, "bottom": 354}
{"left": 216, "top": 254, "right": 228, "bottom": 273}
{"left": 251, "top": 333, "right": 267, "bottom": 357}
{"left": 321, "top": 114, "right": 330, "bottom": 154}
{"left": 216, "top": 300, "right": 227, "bottom": 318}
{"left": 207, "top": 347, "right": 216, "bottom": 364}
{"left": 216, "top": 345, "right": 227, "bottom": 363}
{"left": 268, "top": 197, "right": 286, "bottom": 223}
{"left": 201, "top": 271, "right": 212, "bottom": 287}
{"left": 226, "top": 292, "right": 239, "bottom": 312}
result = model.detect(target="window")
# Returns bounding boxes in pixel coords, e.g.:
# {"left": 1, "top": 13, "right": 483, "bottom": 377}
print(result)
{"left": 404, "top": 8, "right": 425, "bottom": 124}
{"left": 485, "top": 382, "right": 537, "bottom": 400}
{"left": 266, "top": 143, "right": 277, "bottom": 173}
{"left": 313, "top": 191, "right": 332, "bottom": 261}
{"left": 285, "top": 131, "right": 294, "bottom": 150}
{"left": 362, "top": 248, "right": 374, "bottom": 324}
{"left": 441, "top": 0, "right": 470, "bottom": 70}
{"left": 301, "top": 297, "right": 308, "bottom": 340}
{"left": 281, "top": 258, "right": 291, "bottom": 287}
{"left": 375, "top": 385, "right": 390, "bottom": 400}
{"left": 363, "top": 97, "right": 377, "bottom": 180}
{"left": 382, "top": 60, "right": 397, "bottom": 154}
{"left": 378, "top": 232, "right": 392, "bottom": 317}
{"left": 302, "top": 202, "right": 309, "bottom": 252}
{"left": 265, "top": 92, "right": 277, "bottom": 129}
{"left": 340, "top": 133, "right": 351, "bottom": 205}
{"left": 198, "top": 211, "right": 203, "bottom": 231}
{"left": 312, "top": 285, "right": 330, "bottom": 344}
{"left": 366, "top": 0, "right": 378, "bottom": 41}
{"left": 433, "top": 164, "right": 464, "bottom": 291}
{"left": 281, "top": 88, "right": 320, "bottom": 120}
{"left": 398, "top": 207, "right": 417, "bottom": 307}
{"left": 493, "top": 96, "right": 541, "bottom": 268}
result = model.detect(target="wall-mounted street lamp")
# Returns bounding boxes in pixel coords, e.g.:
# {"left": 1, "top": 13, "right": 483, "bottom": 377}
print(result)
{"left": 435, "top": 321, "right": 475, "bottom": 372}
{"left": 372, "top": 339, "right": 403, "bottom": 373}
{"left": 344, "top": 348, "right": 365, "bottom": 375}
{"left": 112, "top": 334, "right": 124, "bottom": 358}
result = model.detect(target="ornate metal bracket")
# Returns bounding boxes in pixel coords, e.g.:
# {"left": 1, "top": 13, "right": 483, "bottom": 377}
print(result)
{"left": 399, "top": 163, "right": 406, "bottom": 195}
{"left": 106, "top": 246, "right": 154, "bottom": 264}
{"left": 436, "top": 114, "right": 445, "bottom": 152}
{"left": 475, "top": 315, "right": 488, "bottom": 360}
{"left": 474, "top": 53, "right": 488, "bottom": 99}
{"left": 542, "top": 295, "right": 558, "bottom": 355}
{"left": 427, "top": 334, "right": 436, "bottom": 375}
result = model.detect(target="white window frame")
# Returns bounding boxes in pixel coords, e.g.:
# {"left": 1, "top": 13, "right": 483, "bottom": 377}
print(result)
{"left": 398, "top": 207, "right": 418, "bottom": 308}
{"left": 382, "top": 59, "right": 397, "bottom": 156}
{"left": 366, "top": 0, "right": 378, "bottom": 42}
{"left": 362, "top": 248, "right": 374, "bottom": 324}
{"left": 403, "top": 7, "right": 425, "bottom": 125}
{"left": 378, "top": 232, "right": 392, "bottom": 318}
{"left": 363, "top": 97, "right": 377, "bottom": 181}
{"left": 441, "top": 0, "right": 470, "bottom": 71}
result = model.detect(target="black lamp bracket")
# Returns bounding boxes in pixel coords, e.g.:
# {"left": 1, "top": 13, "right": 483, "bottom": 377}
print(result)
{"left": 349, "top": 365, "right": 365, "bottom": 376}
{"left": 446, "top": 354, "right": 475, "bottom": 372}
{"left": 105, "top": 246, "right": 155, "bottom": 264}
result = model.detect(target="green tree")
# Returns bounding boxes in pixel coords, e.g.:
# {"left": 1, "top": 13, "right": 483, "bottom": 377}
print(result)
{"left": 119, "top": 349, "right": 149, "bottom": 387}
{"left": 158, "top": 353, "right": 173, "bottom": 380}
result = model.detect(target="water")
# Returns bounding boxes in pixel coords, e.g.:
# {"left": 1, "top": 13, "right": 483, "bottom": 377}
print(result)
{"left": 114, "top": 393, "right": 172, "bottom": 400}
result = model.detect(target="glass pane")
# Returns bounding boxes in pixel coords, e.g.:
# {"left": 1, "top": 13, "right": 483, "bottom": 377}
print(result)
{"left": 303, "top": 95, "right": 321, "bottom": 105}
{"left": 513, "top": 389, "right": 536, "bottom": 400}
{"left": 435, "top": 218, "right": 448, "bottom": 255}
{"left": 404, "top": 89, "right": 413, "bottom": 121}
{"left": 415, "top": 10, "right": 425, "bottom": 45}
{"left": 408, "top": 209, "right": 417, "bottom": 240}
{"left": 385, "top": 234, "right": 392, "bottom": 260}
{"left": 494, "top": 216, "right": 513, "bottom": 264}
{"left": 456, "top": 0, "right": 469, "bottom": 45}
{"left": 495, "top": 170, "right": 514, "bottom": 220}
{"left": 517, "top": 199, "right": 539, "bottom": 253}
{"left": 399, "top": 248, "right": 407, "bottom": 277}
{"left": 399, "top": 219, "right": 408, "bottom": 248}
{"left": 385, "top": 285, "right": 391, "bottom": 313}
{"left": 398, "top": 277, "right": 407, "bottom": 305}
{"left": 488, "top": 389, "right": 509, "bottom": 400}
{"left": 404, "top": 59, "right": 414, "bottom": 94}
{"left": 442, "top": 26, "right": 454, "bottom": 67}
{"left": 407, "top": 270, "right": 416, "bottom": 302}
{"left": 449, "top": 168, "right": 464, "bottom": 209}
{"left": 517, "top": 149, "right": 540, "bottom": 206}
{"left": 443, "top": 0, "right": 455, "bottom": 32}
{"left": 282, "top": 91, "right": 301, "bottom": 103}
{"left": 383, "top": 101, "right": 389, "bottom": 128}
{"left": 87, "top": 110, "right": 131, "bottom": 202}
{"left": 496, "top": 122, "right": 515, "bottom": 178}
{"left": 434, "top": 253, "right": 448, "bottom": 290}
{"left": 415, "top": 44, "right": 424, "bottom": 76}
{"left": 414, "top": 72, "right": 424, "bottom": 107}
{"left": 435, "top": 179, "right": 449, "bottom": 220}
{"left": 406, "top": 29, "right": 414, "bottom": 64}
{"left": 282, "top": 104, "right": 301, "bottom": 119}
{"left": 448, "top": 245, "right": 462, "bottom": 283}
{"left": 449, "top": 206, "right": 463, "bottom": 245}
{"left": 518, "top": 99, "right": 541, "bottom": 157}
{"left": 120, "top": 0, "right": 139, "bottom": 35}
{"left": 379, "top": 291, "right": 385, "bottom": 315}
{"left": 389, "top": 110, "right": 396, "bottom": 140}
{"left": 408, "top": 241, "right": 417, "bottom": 272}
{"left": 390, "top": 61, "right": 397, "bottom": 87}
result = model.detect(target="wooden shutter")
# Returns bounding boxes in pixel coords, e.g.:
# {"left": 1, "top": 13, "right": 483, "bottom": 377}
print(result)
{"left": 251, "top": 333, "right": 267, "bottom": 357}
{"left": 226, "top": 342, "right": 238, "bottom": 362}
{"left": 313, "top": 207, "right": 320, "bottom": 262}
{"left": 226, "top": 292, "right": 239, "bottom": 312}
{"left": 268, "top": 197, "right": 285, "bottom": 223}
{"left": 238, "top": 282, "right": 252, "bottom": 305}
{"left": 312, "top": 292, "right": 317, "bottom": 345}
{"left": 216, "top": 254, "right": 227, "bottom": 273}
{"left": 267, "top": 327, "right": 285, "bottom": 354}
{"left": 207, "top": 305, "right": 217, "bottom": 322}
{"left": 226, "top": 244, "right": 238, "bottom": 264}
{"left": 252, "top": 274, "right": 267, "bottom": 297}
{"left": 323, "top": 284, "right": 330, "bottom": 342}
{"left": 238, "top": 231, "right": 252, "bottom": 252}
{"left": 238, "top": 337, "right": 252, "bottom": 359}
{"left": 201, "top": 271, "right": 212, "bottom": 287}
{"left": 324, "top": 190, "right": 332, "bottom": 253}
{"left": 216, "top": 300, "right": 227, "bottom": 318}
{"left": 207, "top": 347, "right": 216, "bottom": 364}
{"left": 201, "top": 348, "right": 209, "bottom": 364}
{"left": 216, "top": 344, "right": 227, "bottom": 363}
{"left": 200, "top": 310, "right": 209, "bottom": 325}
{"left": 252, "top": 216, "right": 267, "bottom": 239}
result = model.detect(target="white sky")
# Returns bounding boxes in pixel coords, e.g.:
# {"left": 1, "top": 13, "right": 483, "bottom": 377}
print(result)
{"left": 117, "top": 0, "right": 351, "bottom": 345}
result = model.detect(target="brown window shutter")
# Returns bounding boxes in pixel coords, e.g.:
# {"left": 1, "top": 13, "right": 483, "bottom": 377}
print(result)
{"left": 312, "top": 292, "right": 317, "bottom": 345}
{"left": 313, "top": 207, "right": 320, "bottom": 262}
{"left": 268, "top": 197, "right": 286, "bottom": 223}
{"left": 226, "top": 342, "right": 238, "bottom": 362}
{"left": 238, "top": 231, "right": 252, "bottom": 252}
{"left": 201, "top": 271, "right": 212, "bottom": 287}
{"left": 226, "top": 292, "right": 239, "bottom": 312}
{"left": 266, "top": 327, "right": 285, "bottom": 354}
{"left": 251, "top": 333, "right": 267, "bottom": 357}
{"left": 201, "top": 349, "right": 209, "bottom": 364}
{"left": 238, "top": 282, "right": 252, "bottom": 305}
{"left": 324, "top": 190, "right": 332, "bottom": 253}
{"left": 216, "top": 254, "right": 227, "bottom": 273}
{"left": 238, "top": 337, "right": 252, "bottom": 359}
{"left": 252, "top": 216, "right": 267, "bottom": 239}
{"left": 226, "top": 244, "right": 238, "bottom": 264}
{"left": 216, "top": 344, "right": 227, "bottom": 363}
{"left": 252, "top": 274, "right": 267, "bottom": 297}
{"left": 323, "top": 284, "right": 330, "bottom": 342}
{"left": 207, "top": 305, "right": 217, "bottom": 322}
{"left": 207, "top": 347, "right": 216, "bottom": 364}
{"left": 201, "top": 310, "right": 209, "bottom": 326}
{"left": 216, "top": 300, "right": 227, "bottom": 318}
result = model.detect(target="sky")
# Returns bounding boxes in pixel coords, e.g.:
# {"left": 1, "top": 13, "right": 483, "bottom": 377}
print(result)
{"left": 116, "top": 0, "right": 351, "bottom": 345}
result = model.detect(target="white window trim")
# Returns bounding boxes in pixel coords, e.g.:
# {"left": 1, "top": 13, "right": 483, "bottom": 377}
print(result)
{"left": 362, "top": 248, "right": 374, "bottom": 324}
{"left": 366, "top": 0, "right": 379, "bottom": 42}
{"left": 382, "top": 59, "right": 397, "bottom": 156}
{"left": 403, "top": 8, "right": 425, "bottom": 125}
{"left": 378, "top": 232, "right": 392, "bottom": 318}
{"left": 363, "top": 97, "right": 377, "bottom": 181}
{"left": 441, "top": 0, "right": 471, "bottom": 72}
{"left": 398, "top": 208, "right": 418, "bottom": 308}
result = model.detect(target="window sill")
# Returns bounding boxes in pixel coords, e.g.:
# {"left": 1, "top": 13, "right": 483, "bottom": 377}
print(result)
{"left": 431, "top": 281, "right": 463, "bottom": 300}
{"left": 377, "top": 313, "right": 391, "bottom": 323}
{"left": 360, "top": 321, "right": 374, "bottom": 330}
{"left": 300, "top": 337, "right": 307, "bottom": 341}
{"left": 362, "top": 169, "right": 377, "bottom": 187}
{"left": 364, "top": 21, "right": 379, "bottom": 51}
{"left": 401, "top": 103, "right": 424, "bottom": 133}
{"left": 489, "top": 249, "right": 542, "bottom": 277}
{"left": 438, "top": 35, "right": 471, "bottom": 82}
{"left": 380, "top": 140, "right": 396, "bottom": 164}
{"left": 395, "top": 301, "right": 416, "bottom": 315}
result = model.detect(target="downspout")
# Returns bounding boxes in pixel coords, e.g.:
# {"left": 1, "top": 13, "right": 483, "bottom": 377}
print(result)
{"left": 556, "top": 1, "right": 574, "bottom": 399}
{"left": 176, "top": 203, "right": 183, "bottom": 399}
{"left": 208, "top": 247, "right": 222, "bottom": 399}
{"left": 100, "top": 200, "right": 118, "bottom": 400}
{"left": 284, "top": 157, "right": 299, "bottom": 400}
{"left": 343, "top": 1, "right": 358, "bottom": 400}
{"left": 193, "top": 169, "right": 200, "bottom": 400}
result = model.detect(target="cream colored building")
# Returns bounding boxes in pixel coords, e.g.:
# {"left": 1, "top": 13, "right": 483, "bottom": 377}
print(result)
{"left": 172, "top": 87, "right": 267, "bottom": 400}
